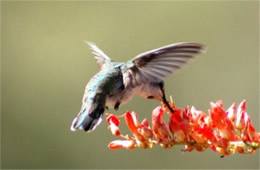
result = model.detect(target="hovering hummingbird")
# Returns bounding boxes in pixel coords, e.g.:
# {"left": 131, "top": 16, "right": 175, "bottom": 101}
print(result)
{"left": 71, "top": 41, "right": 205, "bottom": 132}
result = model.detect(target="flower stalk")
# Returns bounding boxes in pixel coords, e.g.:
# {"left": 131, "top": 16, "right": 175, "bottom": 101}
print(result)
{"left": 106, "top": 99, "right": 259, "bottom": 156}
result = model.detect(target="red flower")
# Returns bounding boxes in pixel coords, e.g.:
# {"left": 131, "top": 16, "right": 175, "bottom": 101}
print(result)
{"left": 209, "top": 101, "right": 237, "bottom": 141}
{"left": 106, "top": 114, "right": 120, "bottom": 136}
{"left": 169, "top": 109, "right": 189, "bottom": 142}
{"left": 152, "top": 107, "right": 171, "bottom": 143}
{"left": 106, "top": 100, "right": 260, "bottom": 156}
{"left": 140, "top": 119, "right": 153, "bottom": 138}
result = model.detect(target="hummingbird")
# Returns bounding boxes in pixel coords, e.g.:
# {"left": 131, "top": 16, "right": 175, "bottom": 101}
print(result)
{"left": 71, "top": 41, "right": 205, "bottom": 132}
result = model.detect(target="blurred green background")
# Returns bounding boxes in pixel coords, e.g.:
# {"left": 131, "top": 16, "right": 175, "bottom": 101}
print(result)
{"left": 1, "top": 1, "right": 259, "bottom": 169}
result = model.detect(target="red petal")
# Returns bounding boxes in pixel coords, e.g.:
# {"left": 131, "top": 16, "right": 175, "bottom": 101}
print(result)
{"left": 158, "top": 124, "right": 170, "bottom": 139}
{"left": 236, "top": 147, "right": 244, "bottom": 153}
{"left": 220, "top": 128, "right": 237, "bottom": 141}
{"left": 108, "top": 140, "right": 135, "bottom": 150}
{"left": 226, "top": 103, "right": 236, "bottom": 121}
{"left": 216, "top": 100, "right": 223, "bottom": 108}
{"left": 236, "top": 111, "right": 246, "bottom": 130}
{"left": 199, "top": 124, "right": 216, "bottom": 142}
{"left": 238, "top": 100, "right": 246, "bottom": 112}
{"left": 152, "top": 106, "right": 165, "bottom": 123}
{"left": 195, "top": 145, "right": 205, "bottom": 152}
{"left": 140, "top": 126, "right": 153, "bottom": 138}
{"left": 210, "top": 101, "right": 235, "bottom": 132}
{"left": 216, "top": 138, "right": 229, "bottom": 149}
{"left": 125, "top": 111, "right": 138, "bottom": 134}
{"left": 140, "top": 118, "right": 149, "bottom": 127}
{"left": 244, "top": 120, "right": 259, "bottom": 143}
{"left": 192, "top": 131, "right": 205, "bottom": 144}
{"left": 106, "top": 115, "right": 120, "bottom": 126}
{"left": 131, "top": 112, "right": 139, "bottom": 127}
{"left": 174, "top": 130, "right": 186, "bottom": 142}
{"left": 190, "top": 106, "right": 206, "bottom": 123}
{"left": 109, "top": 122, "right": 120, "bottom": 136}
{"left": 125, "top": 111, "right": 146, "bottom": 142}
{"left": 183, "top": 108, "right": 191, "bottom": 121}
{"left": 179, "top": 123, "right": 192, "bottom": 134}
{"left": 169, "top": 112, "right": 181, "bottom": 133}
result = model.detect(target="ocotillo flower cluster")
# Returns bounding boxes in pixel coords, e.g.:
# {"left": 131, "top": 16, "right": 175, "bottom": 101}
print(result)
{"left": 106, "top": 100, "right": 260, "bottom": 156}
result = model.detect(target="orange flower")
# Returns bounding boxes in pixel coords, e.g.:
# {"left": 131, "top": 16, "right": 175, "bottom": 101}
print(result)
{"left": 106, "top": 100, "right": 259, "bottom": 156}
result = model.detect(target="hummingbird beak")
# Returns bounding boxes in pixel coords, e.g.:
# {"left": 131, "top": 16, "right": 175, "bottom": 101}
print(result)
{"left": 162, "top": 95, "right": 175, "bottom": 114}
{"left": 160, "top": 85, "right": 175, "bottom": 114}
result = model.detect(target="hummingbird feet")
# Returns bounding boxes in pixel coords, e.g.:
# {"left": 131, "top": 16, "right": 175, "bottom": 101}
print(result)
{"left": 114, "top": 101, "right": 120, "bottom": 111}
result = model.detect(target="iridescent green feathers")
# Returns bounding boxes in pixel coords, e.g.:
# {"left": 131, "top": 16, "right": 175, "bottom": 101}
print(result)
{"left": 71, "top": 41, "right": 205, "bottom": 132}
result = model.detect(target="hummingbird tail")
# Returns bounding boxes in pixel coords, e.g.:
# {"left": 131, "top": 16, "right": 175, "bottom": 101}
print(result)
{"left": 70, "top": 110, "right": 104, "bottom": 132}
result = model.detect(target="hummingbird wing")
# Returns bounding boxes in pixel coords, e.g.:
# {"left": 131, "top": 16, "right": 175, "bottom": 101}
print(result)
{"left": 85, "top": 41, "right": 112, "bottom": 68}
{"left": 123, "top": 42, "right": 205, "bottom": 87}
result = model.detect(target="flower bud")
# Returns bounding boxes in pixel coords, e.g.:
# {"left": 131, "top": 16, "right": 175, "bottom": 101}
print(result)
{"left": 174, "top": 130, "right": 186, "bottom": 142}
{"left": 141, "top": 119, "right": 149, "bottom": 127}
{"left": 136, "top": 140, "right": 149, "bottom": 149}
{"left": 195, "top": 145, "right": 204, "bottom": 152}
{"left": 141, "top": 126, "right": 153, "bottom": 139}
{"left": 108, "top": 140, "right": 135, "bottom": 150}
{"left": 216, "top": 138, "right": 229, "bottom": 149}
{"left": 236, "top": 146, "right": 244, "bottom": 154}
{"left": 215, "top": 147, "right": 232, "bottom": 156}
{"left": 158, "top": 124, "right": 170, "bottom": 139}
